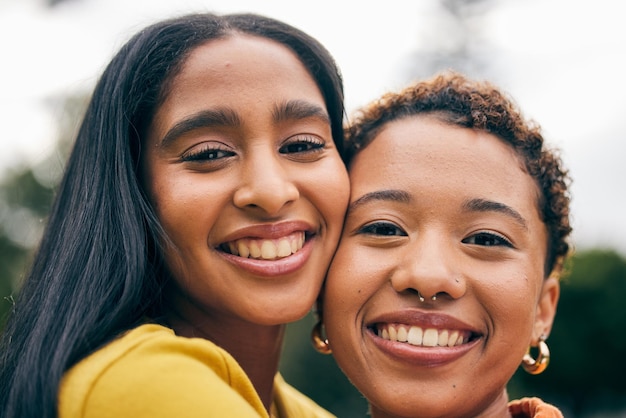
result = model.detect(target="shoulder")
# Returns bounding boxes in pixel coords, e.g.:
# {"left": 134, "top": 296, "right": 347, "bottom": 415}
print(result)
{"left": 508, "top": 397, "right": 564, "bottom": 418}
{"left": 273, "top": 374, "right": 336, "bottom": 418}
{"left": 59, "top": 324, "right": 265, "bottom": 418}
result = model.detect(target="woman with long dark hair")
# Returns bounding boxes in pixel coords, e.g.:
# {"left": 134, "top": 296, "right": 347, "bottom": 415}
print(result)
{"left": 0, "top": 12, "right": 349, "bottom": 418}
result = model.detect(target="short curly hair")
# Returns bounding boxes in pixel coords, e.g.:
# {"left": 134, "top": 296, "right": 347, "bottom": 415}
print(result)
{"left": 346, "top": 71, "right": 572, "bottom": 277}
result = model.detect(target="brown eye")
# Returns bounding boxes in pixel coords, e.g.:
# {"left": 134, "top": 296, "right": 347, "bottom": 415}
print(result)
{"left": 462, "top": 232, "right": 513, "bottom": 248}
{"left": 279, "top": 136, "right": 325, "bottom": 154}
{"left": 358, "top": 222, "right": 407, "bottom": 237}
{"left": 181, "top": 145, "right": 235, "bottom": 162}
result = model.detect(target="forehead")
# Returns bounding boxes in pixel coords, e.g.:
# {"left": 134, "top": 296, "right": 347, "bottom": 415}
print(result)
{"left": 349, "top": 115, "right": 540, "bottom": 212}
{"left": 165, "top": 34, "right": 316, "bottom": 99}
{"left": 148, "top": 34, "right": 326, "bottom": 143}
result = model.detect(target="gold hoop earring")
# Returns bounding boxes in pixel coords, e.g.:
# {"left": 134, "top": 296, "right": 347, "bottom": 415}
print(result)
{"left": 311, "top": 320, "right": 332, "bottom": 355}
{"left": 522, "top": 335, "right": 550, "bottom": 375}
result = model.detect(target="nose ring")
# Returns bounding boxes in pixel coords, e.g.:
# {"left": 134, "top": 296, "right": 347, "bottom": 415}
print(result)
{"left": 418, "top": 291, "right": 437, "bottom": 302}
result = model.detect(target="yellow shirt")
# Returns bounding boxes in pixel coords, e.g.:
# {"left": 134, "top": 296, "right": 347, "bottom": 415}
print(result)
{"left": 59, "top": 324, "right": 335, "bottom": 418}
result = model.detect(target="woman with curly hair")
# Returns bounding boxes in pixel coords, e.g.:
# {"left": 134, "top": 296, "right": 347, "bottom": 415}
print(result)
{"left": 315, "top": 71, "right": 572, "bottom": 417}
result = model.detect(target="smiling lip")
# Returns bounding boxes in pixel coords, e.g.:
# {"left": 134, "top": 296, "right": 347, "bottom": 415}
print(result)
{"left": 366, "top": 311, "right": 482, "bottom": 367}
{"left": 375, "top": 323, "right": 472, "bottom": 347}
{"left": 215, "top": 221, "right": 317, "bottom": 277}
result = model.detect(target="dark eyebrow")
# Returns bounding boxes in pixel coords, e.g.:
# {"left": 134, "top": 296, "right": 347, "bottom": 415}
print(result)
{"left": 348, "top": 189, "right": 411, "bottom": 213}
{"left": 160, "top": 108, "right": 241, "bottom": 146}
{"left": 272, "top": 100, "right": 330, "bottom": 124}
{"left": 463, "top": 198, "right": 528, "bottom": 230}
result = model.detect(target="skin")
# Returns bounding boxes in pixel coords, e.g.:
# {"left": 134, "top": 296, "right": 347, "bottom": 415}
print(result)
{"left": 323, "top": 115, "right": 559, "bottom": 418}
{"left": 141, "top": 34, "right": 349, "bottom": 410}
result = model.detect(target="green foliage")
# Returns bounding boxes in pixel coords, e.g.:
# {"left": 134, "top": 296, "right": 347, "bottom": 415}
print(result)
{"left": 0, "top": 234, "right": 24, "bottom": 323}
{"left": 1, "top": 169, "right": 55, "bottom": 217}
{"left": 0, "top": 93, "right": 82, "bottom": 329}
{"left": 280, "top": 312, "right": 369, "bottom": 418}
{"left": 0, "top": 167, "right": 55, "bottom": 328}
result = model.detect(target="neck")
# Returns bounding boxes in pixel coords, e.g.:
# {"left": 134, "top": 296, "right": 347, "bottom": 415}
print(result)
{"left": 164, "top": 305, "right": 285, "bottom": 413}
{"left": 218, "top": 322, "right": 285, "bottom": 411}
{"left": 476, "top": 389, "right": 513, "bottom": 418}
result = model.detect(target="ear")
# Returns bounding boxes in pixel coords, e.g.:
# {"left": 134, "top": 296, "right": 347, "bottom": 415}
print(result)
{"left": 532, "top": 277, "right": 560, "bottom": 343}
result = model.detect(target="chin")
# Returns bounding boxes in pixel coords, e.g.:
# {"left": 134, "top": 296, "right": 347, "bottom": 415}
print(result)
{"left": 254, "top": 299, "right": 315, "bottom": 326}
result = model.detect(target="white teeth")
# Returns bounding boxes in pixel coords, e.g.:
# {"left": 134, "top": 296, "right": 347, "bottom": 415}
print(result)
{"left": 261, "top": 240, "right": 276, "bottom": 259}
{"left": 388, "top": 325, "right": 398, "bottom": 341}
{"left": 238, "top": 241, "right": 250, "bottom": 258}
{"left": 396, "top": 326, "right": 408, "bottom": 342}
{"left": 448, "top": 330, "right": 459, "bottom": 347}
{"left": 423, "top": 329, "right": 438, "bottom": 347}
{"left": 379, "top": 324, "right": 468, "bottom": 347}
{"left": 277, "top": 239, "right": 292, "bottom": 257}
{"left": 224, "top": 232, "right": 305, "bottom": 260}
{"left": 407, "top": 326, "right": 423, "bottom": 345}
{"left": 291, "top": 235, "right": 304, "bottom": 253}
{"left": 249, "top": 241, "right": 261, "bottom": 258}
{"left": 438, "top": 330, "right": 449, "bottom": 347}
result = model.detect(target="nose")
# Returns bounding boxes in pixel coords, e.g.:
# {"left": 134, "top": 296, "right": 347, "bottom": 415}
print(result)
{"left": 233, "top": 147, "right": 300, "bottom": 216}
{"left": 390, "top": 231, "right": 466, "bottom": 301}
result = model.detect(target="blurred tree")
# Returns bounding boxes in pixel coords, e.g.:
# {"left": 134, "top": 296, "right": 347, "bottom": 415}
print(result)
{"left": 46, "top": 0, "right": 80, "bottom": 8}
{"left": 403, "top": 0, "right": 499, "bottom": 82}
{"left": 0, "top": 167, "right": 54, "bottom": 328}
{"left": 0, "top": 94, "right": 84, "bottom": 329}
{"left": 0, "top": 234, "right": 25, "bottom": 326}
{"left": 509, "top": 249, "right": 626, "bottom": 417}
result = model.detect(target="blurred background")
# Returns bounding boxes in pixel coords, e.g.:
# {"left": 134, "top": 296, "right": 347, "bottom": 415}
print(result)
{"left": 1, "top": 0, "right": 625, "bottom": 416}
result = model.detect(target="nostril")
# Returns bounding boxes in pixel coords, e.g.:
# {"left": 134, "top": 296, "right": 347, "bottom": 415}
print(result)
{"left": 233, "top": 181, "right": 299, "bottom": 215}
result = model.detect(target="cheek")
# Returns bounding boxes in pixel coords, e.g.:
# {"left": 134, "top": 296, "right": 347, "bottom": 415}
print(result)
{"left": 148, "top": 174, "right": 226, "bottom": 248}
{"left": 483, "top": 270, "right": 538, "bottom": 342}
{"left": 325, "top": 258, "right": 356, "bottom": 310}
{"left": 325, "top": 244, "right": 385, "bottom": 315}
{"left": 324, "top": 252, "right": 363, "bottom": 354}
{"left": 153, "top": 186, "right": 200, "bottom": 231}
{"left": 325, "top": 249, "right": 361, "bottom": 315}
{"left": 312, "top": 161, "right": 350, "bottom": 220}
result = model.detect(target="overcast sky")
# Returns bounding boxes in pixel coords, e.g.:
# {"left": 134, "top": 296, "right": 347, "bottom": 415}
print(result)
{"left": 1, "top": 0, "right": 625, "bottom": 255}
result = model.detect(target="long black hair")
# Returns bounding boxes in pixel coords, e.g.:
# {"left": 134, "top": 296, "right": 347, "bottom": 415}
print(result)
{"left": 0, "top": 12, "right": 345, "bottom": 418}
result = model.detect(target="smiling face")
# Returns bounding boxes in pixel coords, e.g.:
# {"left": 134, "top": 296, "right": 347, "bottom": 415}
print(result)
{"left": 141, "top": 34, "right": 349, "bottom": 330}
{"left": 323, "top": 115, "right": 559, "bottom": 418}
